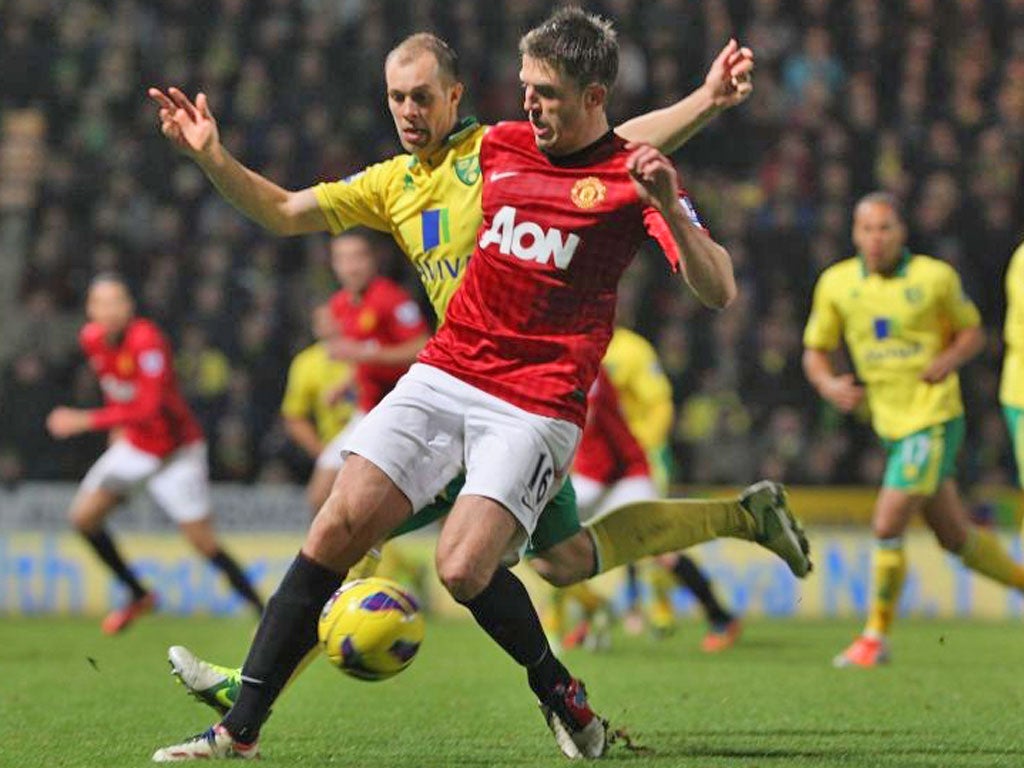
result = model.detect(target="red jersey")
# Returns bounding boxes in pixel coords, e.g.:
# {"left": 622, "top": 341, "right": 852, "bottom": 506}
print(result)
{"left": 329, "top": 276, "right": 428, "bottom": 412}
{"left": 573, "top": 367, "right": 649, "bottom": 483}
{"left": 419, "top": 122, "right": 698, "bottom": 428}
{"left": 81, "top": 318, "right": 203, "bottom": 457}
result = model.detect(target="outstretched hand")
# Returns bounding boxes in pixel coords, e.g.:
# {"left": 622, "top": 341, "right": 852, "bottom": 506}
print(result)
{"left": 625, "top": 143, "right": 679, "bottom": 212}
{"left": 147, "top": 87, "right": 219, "bottom": 159}
{"left": 704, "top": 38, "right": 755, "bottom": 109}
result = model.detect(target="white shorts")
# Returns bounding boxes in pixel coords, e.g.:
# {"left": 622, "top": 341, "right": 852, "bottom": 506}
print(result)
{"left": 78, "top": 440, "right": 210, "bottom": 524}
{"left": 343, "top": 363, "right": 580, "bottom": 536}
{"left": 571, "top": 474, "right": 659, "bottom": 523}
{"left": 315, "top": 411, "right": 366, "bottom": 471}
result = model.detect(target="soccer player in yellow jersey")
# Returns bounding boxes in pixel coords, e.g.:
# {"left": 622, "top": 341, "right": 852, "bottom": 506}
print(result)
{"left": 279, "top": 304, "right": 357, "bottom": 512}
{"left": 605, "top": 327, "right": 741, "bottom": 651}
{"left": 1000, "top": 243, "right": 1024, "bottom": 486}
{"left": 804, "top": 191, "right": 1024, "bottom": 668}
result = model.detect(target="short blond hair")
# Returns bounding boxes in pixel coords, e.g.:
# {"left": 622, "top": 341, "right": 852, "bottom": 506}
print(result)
{"left": 386, "top": 33, "right": 460, "bottom": 85}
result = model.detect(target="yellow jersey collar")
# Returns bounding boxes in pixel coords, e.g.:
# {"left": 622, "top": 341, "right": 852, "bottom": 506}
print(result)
{"left": 407, "top": 116, "right": 480, "bottom": 169}
{"left": 860, "top": 248, "right": 911, "bottom": 278}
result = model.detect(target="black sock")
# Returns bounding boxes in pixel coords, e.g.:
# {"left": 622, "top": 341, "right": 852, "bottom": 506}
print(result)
{"left": 82, "top": 527, "right": 147, "bottom": 600}
{"left": 673, "top": 555, "right": 732, "bottom": 625}
{"left": 209, "top": 549, "right": 265, "bottom": 613}
{"left": 459, "top": 566, "right": 569, "bottom": 699}
{"left": 221, "top": 552, "right": 342, "bottom": 742}
{"left": 625, "top": 563, "right": 641, "bottom": 610}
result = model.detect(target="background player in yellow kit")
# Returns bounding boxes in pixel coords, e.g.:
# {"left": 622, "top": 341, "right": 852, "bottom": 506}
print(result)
{"left": 803, "top": 191, "right": 1024, "bottom": 668}
{"left": 279, "top": 304, "right": 356, "bottom": 513}
{"left": 606, "top": 326, "right": 741, "bottom": 651}
{"left": 1000, "top": 243, "right": 1024, "bottom": 488}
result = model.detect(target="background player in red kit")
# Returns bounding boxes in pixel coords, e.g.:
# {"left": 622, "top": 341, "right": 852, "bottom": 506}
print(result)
{"left": 46, "top": 274, "right": 264, "bottom": 633}
{"left": 313, "top": 231, "right": 430, "bottom": 491}
{"left": 153, "top": 8, "right": 743, "bottom": 761}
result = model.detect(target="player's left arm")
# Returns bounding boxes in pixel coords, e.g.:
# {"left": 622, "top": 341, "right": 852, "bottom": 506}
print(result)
{"left": 47, "top": 347, "right": 167, "bottom": 439}
{"left": 628, "top": 144, "right": 736, "bottom": 309}
{"left": 615, "top": 39, "right": 753, "bottom": 155}
{"left": 921, "top": 269, "right": 984, "bottom": 384}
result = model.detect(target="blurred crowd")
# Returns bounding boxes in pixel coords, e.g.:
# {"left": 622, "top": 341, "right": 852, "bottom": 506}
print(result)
{"left": 1, "top": 0, "right": 1022, "bottom": 487}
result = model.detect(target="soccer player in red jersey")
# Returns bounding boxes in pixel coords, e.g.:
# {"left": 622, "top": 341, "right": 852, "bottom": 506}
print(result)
{"left": 313, "top": 232, "right": 430, "bottom": 491}
{"left": 152, "top": 12, "right": 806, "bottom": 763}
{"left": 152, "top": 9, "right": 734, "bottom": 761}
{"left": 46, "top": 275, "right": 264, "bottom": 633}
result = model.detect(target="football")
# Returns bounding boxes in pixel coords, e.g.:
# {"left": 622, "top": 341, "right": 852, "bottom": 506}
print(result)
{"left": 317, "top": 577, "right": 425, "bottom": 681}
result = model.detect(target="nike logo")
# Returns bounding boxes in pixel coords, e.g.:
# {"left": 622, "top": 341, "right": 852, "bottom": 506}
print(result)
{"left": 490, "top": 171, "right": 519, "bottom": 182}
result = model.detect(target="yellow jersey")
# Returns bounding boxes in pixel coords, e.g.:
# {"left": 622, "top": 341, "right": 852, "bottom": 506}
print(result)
{"left": 1001, "top": 243, "right": 1024, "bottom": 408}
{"left": 804, "top": 252, "right": 981, "bottom": 440}
{"left": 280, "top": 341, "right": 356, "bottom": 442}
{"left": 314, "top": 118, "right": 485, "bottom": 321}
{"left": 602, "top": 327, "right": 674, "bottom": 452}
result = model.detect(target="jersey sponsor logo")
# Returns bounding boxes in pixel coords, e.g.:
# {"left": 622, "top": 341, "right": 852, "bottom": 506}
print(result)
{"left": 454, "top": 155, "right": 480, "bottom": 186}
{"left": 479, "top": 205, "right": 580, "bottom": 269}
{"left": 139, "top": 349, "right": 165, "bottom": 377}
{"left": 570, "top": 176, "right": 606, "bottom": 209}
{"left": 415, "top": 255, "right": 471, "bottom": 283}
{"left": 394, "top": 300, "right": 423, "bottom": 327}
{"left": 421, "top": 208, "right": 451, "bottom": 251}
{"left": 873, "top": 317, "right": 891, "bottom": 340}
{"left": 490, "top": 170, "right": 519, "bottom": 182}
{"left": 99, "top": 375, "right": 137, "bottom": 403}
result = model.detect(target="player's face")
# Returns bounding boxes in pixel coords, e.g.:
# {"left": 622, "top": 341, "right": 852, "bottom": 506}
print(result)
{"left": 520, "top": 56, "right": 605, "bottom": 156}
{"left": 86, "top": 281, "right": 134, "bottom": 334}
{"left": 385, "top": 53, "right": 463, "bottom": 157}
{"left": 331, "top": 237, "right": 377, "bottom": 294}
{"left": 852, "top": 201, "right": 906, "bottom": 274}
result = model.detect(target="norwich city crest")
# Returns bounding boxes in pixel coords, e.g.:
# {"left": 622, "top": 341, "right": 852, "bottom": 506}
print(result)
{"left": 571, "top": 177, "right": 606, "bottom": 209}
{"left": 454, "top": 155, "right": 480, "bottom": 185}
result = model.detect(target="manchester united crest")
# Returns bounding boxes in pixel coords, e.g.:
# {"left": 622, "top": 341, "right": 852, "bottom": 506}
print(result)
{"left": 570, "top": 177, "right": 606, "bottom": 209}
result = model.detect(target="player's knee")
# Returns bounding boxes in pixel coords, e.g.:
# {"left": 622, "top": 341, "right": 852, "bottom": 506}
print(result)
{"left": 436, "top": 552, "right": 491, "bottom": 602}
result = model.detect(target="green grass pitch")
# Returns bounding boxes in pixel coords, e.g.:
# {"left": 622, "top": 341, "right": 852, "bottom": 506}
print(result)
{"left": 2, "top": 616, "right": 1022, "bottom": 767}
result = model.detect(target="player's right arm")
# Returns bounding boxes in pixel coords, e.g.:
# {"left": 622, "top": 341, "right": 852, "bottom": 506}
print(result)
{"left": 149, "top": 87, "right": 327, "bottom": 235}
{"left": 802, "top": 270, "right": 864, "bottom": 413}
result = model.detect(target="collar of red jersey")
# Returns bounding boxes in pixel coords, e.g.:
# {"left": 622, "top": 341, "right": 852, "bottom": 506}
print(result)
{"left": 407, "top": 116, "right": 480, "bottom": 169}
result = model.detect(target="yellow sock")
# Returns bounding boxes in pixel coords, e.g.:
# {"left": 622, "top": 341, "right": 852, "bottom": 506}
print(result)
{"left": 586, "top": 497, "right": 757, "bottom": 574}
{"left": 959, "top": 527, "right": 1024, "bottom": 591}
{"left": 864, "top": 538, "right": 906, "bottom": 637}
{"left": 648, "top": 566, "right": 676, "bottom": 630}
{"left": 564, "top": 583, "right": 607, "bottom": 616}
{"left": 347, "top": 547, "right": 382, "bottom": 581}
{"left": 545, "top": 589, "right": 568, "bottom": 635}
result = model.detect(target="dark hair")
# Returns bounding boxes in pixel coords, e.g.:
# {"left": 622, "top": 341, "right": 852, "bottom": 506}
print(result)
{"left": 518, "top": 6, "right": 618, "bottom": 90}
{"left": 386, "top": 32, "right": 460, "bottom": 84}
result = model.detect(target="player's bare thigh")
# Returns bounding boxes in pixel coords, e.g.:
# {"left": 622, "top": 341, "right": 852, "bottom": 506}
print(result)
{"left": 920, "top": 479, "right": 970, "bottom": 552}
{"left": 177, "top": 517, "right": 220, "bottom": 558}
{"left": 435, "top": 494, "right": 522, "bottom": 601}
{"left": 872, "top": 487, "right": 927, "bottom": 539}
{"left": 305, "top": 454, "right": 413, "bottom": 572}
